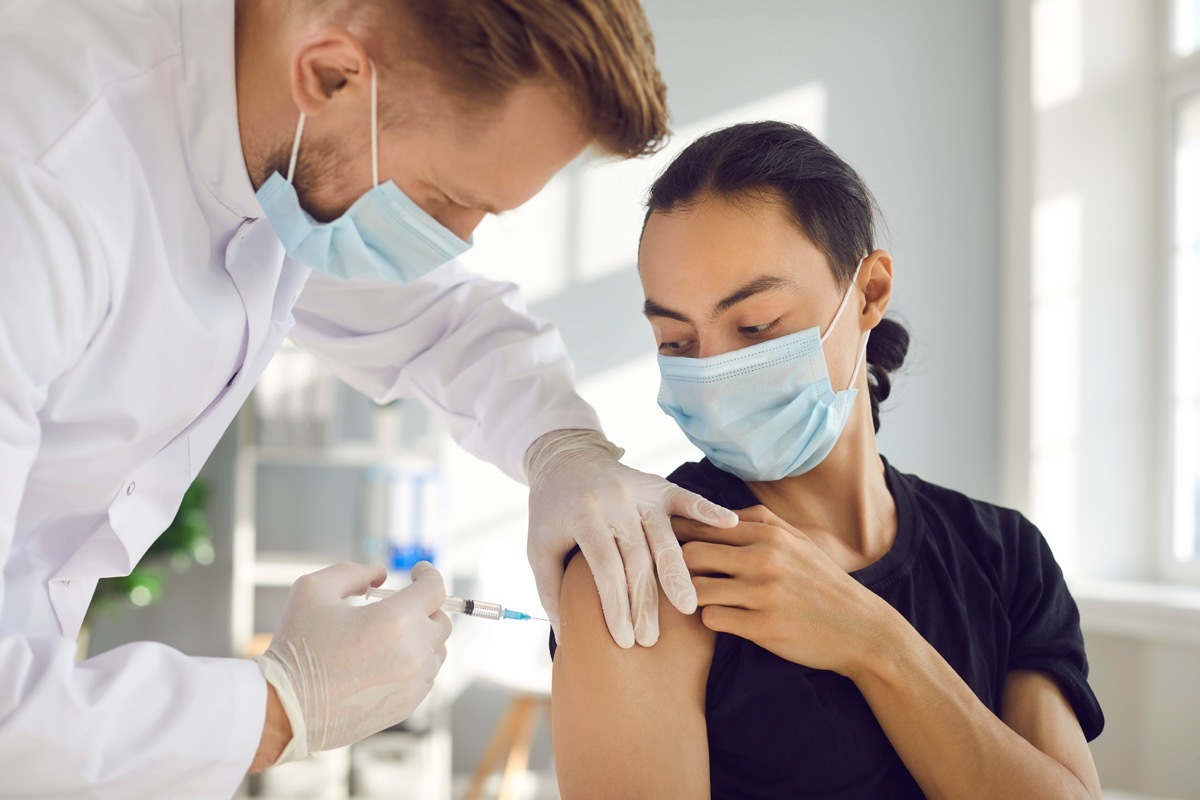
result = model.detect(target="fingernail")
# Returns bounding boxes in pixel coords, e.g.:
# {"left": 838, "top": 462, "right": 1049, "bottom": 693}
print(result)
{"left": 637, "top": 629, "right": 660, "bottom": 647}
{"left": 616, "top": 624, "right": 636, "bottom": 649}
{"left": 636, "top": 610, "right": 660, "bottom": 647}
{"left": 674, "top": 582, "right": 698, "bottom": 615}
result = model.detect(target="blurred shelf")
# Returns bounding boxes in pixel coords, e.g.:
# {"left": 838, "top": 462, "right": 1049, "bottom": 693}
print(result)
{"left": 245, "top": 444, "right": 408, "bottom": 469}
{"left": 231, "top": 371, "right": 452, "bottom": 798}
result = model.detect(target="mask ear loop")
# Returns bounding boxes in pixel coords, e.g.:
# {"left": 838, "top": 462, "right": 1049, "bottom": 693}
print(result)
{"left": 285, "top": 113, "right": 306, "bottom": 184}
{"left": 369, "top": 59, "right": 379, "bottom": 188}
{"left": 820, "top": 255, "right": 871, "bottom": 391}
{"left": 820, "top": 255, "right": 866, "bottom": 344}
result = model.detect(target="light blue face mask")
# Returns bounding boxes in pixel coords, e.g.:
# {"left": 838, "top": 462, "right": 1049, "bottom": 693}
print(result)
{"left": 256, "top": 62, "right": 471, "bottom": 282}
{"left": 657, "top": 258, "right": 869, "bottom": 482}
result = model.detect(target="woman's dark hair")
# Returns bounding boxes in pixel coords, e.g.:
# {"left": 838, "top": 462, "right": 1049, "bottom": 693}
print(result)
{"left": 642, "top": 120, "right": 909, "bottom": 432}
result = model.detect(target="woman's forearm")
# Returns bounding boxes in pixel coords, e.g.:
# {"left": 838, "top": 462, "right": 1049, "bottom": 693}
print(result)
{"left": 847, "top": 610, "right": 1098, "bottom": 800}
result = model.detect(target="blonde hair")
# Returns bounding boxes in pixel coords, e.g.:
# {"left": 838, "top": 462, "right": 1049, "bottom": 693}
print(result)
{"left": 353, "top": 0, "right": 670, "bottom": 158}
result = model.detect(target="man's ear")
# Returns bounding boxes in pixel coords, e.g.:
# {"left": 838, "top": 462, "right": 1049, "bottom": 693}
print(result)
{"left": 859, "top": 250, "right": 893, "bottom": 331}
{"left": 289, "top": 28, "right": 370, "bottom": 117}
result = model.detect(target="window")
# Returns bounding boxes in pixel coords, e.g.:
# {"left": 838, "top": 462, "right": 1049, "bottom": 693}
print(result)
{"left": 1170, "top": 0, "right": 1200, "bottom": 567}
{"left": 1174, "top": 0, "right": 1200, "bottom": 57}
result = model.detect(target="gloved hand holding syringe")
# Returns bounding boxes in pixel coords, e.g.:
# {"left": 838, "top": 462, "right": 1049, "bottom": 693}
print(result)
{"left": 364, "top": 587, "right": 554, "bottom": 623}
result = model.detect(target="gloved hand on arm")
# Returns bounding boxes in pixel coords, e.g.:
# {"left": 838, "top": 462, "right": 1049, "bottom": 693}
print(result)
{"left": 251, "top": 561, "right": 451, "bottom": 767}
{"left": 526, "top": 429, "right": 738, "bottom": 648}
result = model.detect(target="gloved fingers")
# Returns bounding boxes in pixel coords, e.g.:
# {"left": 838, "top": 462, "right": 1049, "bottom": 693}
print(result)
{"left": 615, "top": 516, "right": 660, "bottom": 647}
{"left": 382, "top": 561, "right": 447, "bottom": 615}
{"left": 642, "top": 506, "right": 697, "bottom": 615}
{"left": 294, "top": 562, "right": 389, "bottom": 601}
{"left": 430, "top": 609, "right": 453, "bottom": 650}
{"left": 414, "top": 613, "right": 450, "bottom": 674}
{"left": 665, "top": 486, "right": 739, "bottom": 528}
{"left": 576, "top": 523, "right": 636, "bottom": 649}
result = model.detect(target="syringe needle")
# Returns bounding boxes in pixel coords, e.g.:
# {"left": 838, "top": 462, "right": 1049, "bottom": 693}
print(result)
{"left": 363, "top": 587, "right": 552, "bottom": 622}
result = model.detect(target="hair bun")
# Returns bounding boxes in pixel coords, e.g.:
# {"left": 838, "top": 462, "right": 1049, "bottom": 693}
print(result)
{"left": 865, "top": 317, "right": 909, "bottom": 431}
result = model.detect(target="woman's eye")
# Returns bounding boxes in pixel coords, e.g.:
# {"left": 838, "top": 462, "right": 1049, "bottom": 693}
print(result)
{"left": 739, "top": 319, "right": 781, "bottom": 336}
{"left": 658, "top": 339, "right": 693, "bottom": 353}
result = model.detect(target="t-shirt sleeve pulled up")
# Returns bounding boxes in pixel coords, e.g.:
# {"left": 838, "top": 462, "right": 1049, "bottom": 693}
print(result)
{"left": 1005, "top": 515, "right": 1105, "bottom": 741}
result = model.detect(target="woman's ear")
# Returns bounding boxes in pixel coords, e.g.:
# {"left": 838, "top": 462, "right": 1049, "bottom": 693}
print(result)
{"left": 859, "top": 250, "right": 893, "bottom": 331}
{"left": 289, "top": 28, "right": 370, "bottom": 117}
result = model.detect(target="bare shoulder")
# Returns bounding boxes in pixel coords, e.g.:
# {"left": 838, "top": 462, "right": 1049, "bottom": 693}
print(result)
{"left": 556, "top": 551, "right": 715, "bottom": 664}
{"left": 552, "top": 552, "right": 715, "bottom": 800}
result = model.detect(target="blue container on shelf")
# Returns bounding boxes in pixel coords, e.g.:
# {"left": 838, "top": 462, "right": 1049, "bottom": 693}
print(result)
{"left": 360, "top": 464, "right": 444, "bottom": 572}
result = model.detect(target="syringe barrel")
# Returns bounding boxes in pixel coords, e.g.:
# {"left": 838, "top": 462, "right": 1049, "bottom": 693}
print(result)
{"left": 459, "top": 598, "right": 504, "bottom": 621}
{"left": 366, "top": 589, "right": 509, "bottom": 621}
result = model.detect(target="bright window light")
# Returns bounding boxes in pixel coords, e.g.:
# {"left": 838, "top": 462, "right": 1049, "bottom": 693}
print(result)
{"left": 1032, "top": 0, "right": 1083, "bottom": 110}
{"left": 1172, "top": 92, "right": 1200, "bottom": 562}
{"left": 1030, "top": 193, "right": 1084, "bottom": 575}
{"left": 1174, "top": 0, "right": 1200, "bottom": 58}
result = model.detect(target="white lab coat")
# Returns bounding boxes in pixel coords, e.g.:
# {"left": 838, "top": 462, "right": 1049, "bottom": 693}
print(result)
{"left": 0, "top": 0, "right": 600, "bottom": 796}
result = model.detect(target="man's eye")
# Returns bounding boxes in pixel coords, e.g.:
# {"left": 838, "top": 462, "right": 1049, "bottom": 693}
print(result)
{"left": 658, "top": 339, "right": 693, "bottom": 353}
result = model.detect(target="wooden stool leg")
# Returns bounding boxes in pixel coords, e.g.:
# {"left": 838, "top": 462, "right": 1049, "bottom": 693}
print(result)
{"left": 497, "top": 697, "right": 539, "bottom": 800}
{"left": 464, "top": 700, "right": 523, "bottom": 800}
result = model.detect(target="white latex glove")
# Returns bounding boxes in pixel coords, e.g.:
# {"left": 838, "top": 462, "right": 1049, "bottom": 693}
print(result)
{"left": 526, "top": 429, "right": 738, "bottom": 648}
{"left": 253, "top": 561, "right": 451, "bottom": 765}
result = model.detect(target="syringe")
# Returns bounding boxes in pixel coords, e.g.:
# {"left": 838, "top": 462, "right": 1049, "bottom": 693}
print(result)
{"left": 365, "top": 587, "right": 550, "bottom": 622}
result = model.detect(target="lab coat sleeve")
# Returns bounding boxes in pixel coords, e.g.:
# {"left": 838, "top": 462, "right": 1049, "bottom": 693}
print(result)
{"left": 288, "top": 262, "right": 604, "bottom": 483}
{"left": 0, "top": 157, "right": 267, "bottom": 798}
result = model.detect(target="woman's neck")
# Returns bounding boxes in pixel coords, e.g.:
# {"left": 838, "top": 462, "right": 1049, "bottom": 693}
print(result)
{"left": 745, "top": 399, "right": 897, "bottom": 573}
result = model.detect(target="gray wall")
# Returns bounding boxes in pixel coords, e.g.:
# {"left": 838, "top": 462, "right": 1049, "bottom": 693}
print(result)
{"left": 1087, "top": 634, "right": 1200, "bottom": 798}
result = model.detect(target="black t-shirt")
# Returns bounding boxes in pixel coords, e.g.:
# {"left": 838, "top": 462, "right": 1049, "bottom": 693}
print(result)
{"left": 552, "top": 457, "right": 1104, "bottom": 799}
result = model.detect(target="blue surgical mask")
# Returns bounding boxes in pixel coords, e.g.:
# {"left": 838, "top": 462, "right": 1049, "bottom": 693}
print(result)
{"left": 657, "top": 258, "right": 870, "bottom": 482}
{"left": 256, "top": 62, "right": 471, "bottom": 282}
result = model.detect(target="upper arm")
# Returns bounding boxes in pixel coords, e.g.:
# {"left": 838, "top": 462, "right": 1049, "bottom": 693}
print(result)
{"left": 552, "top": 553, "right": 715, "bottom": 800}
{"left": 1001, "top": 670, "right": 1102, "bottom": 799}
{"left": 0, "top": 156, "right": 105, "bottom": 563}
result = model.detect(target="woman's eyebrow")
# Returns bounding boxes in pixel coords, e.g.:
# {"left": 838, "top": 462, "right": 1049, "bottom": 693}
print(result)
{"left": 643, "top": 275, "right": 798, "bottom": 323}
{"left": 643, "top": 298, "right": 691, "bottom": 322}
{"left": 712, "top": 275, "right": 796, "bottom": 316}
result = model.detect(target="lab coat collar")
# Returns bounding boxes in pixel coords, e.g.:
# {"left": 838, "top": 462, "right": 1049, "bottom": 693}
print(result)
{"left": 179, "top": 0, "right": 263, "bottom": 221}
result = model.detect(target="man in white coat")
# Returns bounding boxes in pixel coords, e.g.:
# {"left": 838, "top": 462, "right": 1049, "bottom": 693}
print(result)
{"left": 0, "top": 0, "right": 738, "bottom": 794}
